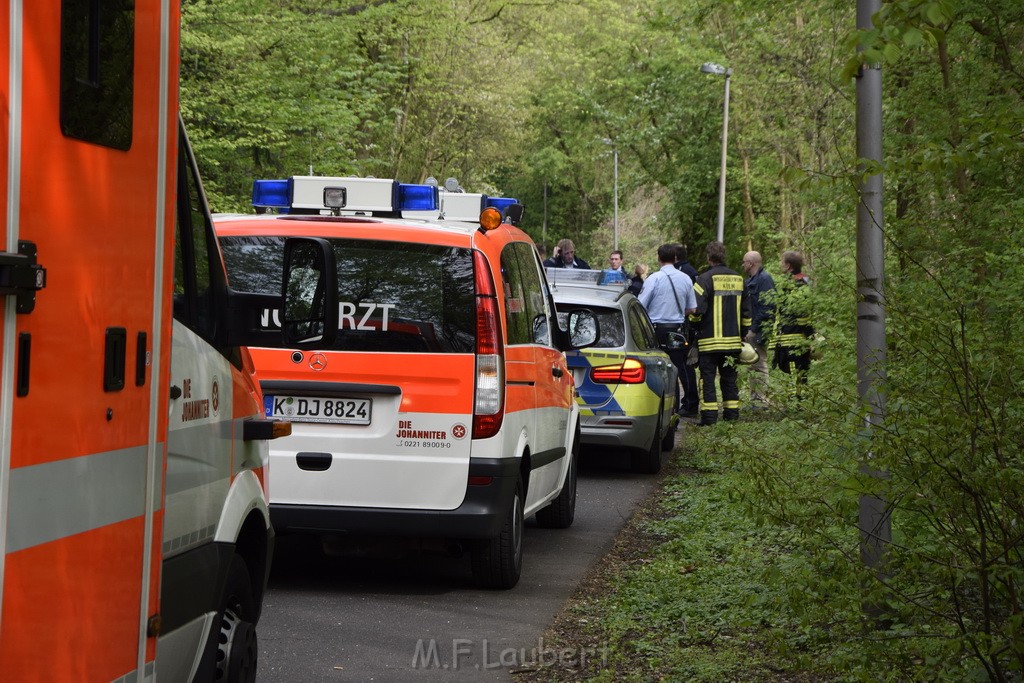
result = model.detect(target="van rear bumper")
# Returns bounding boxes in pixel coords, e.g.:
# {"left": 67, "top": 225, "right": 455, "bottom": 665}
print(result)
{"left": 269, "top": 457, "right": 520, "bottom": 539}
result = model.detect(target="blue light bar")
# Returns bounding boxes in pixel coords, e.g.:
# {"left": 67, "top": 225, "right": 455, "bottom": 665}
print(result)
{"left": 252, "top": 179, "right": 290, "bottom": 209}
{"left": 486, "top": 197, "right": 519, "bottom": 215}
{"left": 397, "top": 183, "right": 439, "bottom": 211}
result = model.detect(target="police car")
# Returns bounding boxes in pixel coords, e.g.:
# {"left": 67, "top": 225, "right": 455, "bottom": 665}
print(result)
{"left": 214, "top": 176, "right": 599, "bottom": 589}
{"left": 548, "top": 268, "right": 678, "bottom": 474}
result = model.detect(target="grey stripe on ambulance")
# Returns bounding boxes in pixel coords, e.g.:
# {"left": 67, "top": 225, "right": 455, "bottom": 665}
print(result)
{"left": 7, "top": 446, "right": 150, "bottom": 553}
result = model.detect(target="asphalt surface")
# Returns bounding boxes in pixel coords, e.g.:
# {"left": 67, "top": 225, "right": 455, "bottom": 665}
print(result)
{"left": 255, "top": 448, "right": 664, "bottom": 682}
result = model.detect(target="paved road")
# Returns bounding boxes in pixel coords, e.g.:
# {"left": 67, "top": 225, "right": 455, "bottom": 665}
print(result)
{"left": 255, "top": 449, "right": 663, "bottom": 682}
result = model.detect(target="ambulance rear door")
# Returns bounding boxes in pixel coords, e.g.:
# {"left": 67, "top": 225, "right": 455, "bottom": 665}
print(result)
{"left": 0, "top": 0, "right": 176, "bottom": 679}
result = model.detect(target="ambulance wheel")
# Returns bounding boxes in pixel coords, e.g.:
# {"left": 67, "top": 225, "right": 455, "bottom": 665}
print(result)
{"left": 471, "top": 479, "right": 523, "bottom": 589}
{"left": 536, "top": 433, "right": 578, "bottom": 529}
{"left": 632, "top": 415, "right": 663, "bottom": 474}
{"left": 215, "top": 555, "right": 259, "bottom": 683}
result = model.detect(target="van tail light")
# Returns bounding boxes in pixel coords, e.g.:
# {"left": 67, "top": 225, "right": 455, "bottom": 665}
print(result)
{"left": 472, "top": 250, "right": 504, "bottom": 439}
{"left": 590, "top": 358, "right": 646, "bottom": 384}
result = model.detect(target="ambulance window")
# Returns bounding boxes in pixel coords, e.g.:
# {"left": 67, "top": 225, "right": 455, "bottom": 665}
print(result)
{"left": 499, "top": 247, "right": 530, "bottom": 346}
{"left": 60, "top": 0, "right": 134, "bottom": 150}
{"left": 513, "top": 243, "right": 551, "bottom": 347}
{"left": 219, "top": 236, "right": 476, "bottom": 353}
{"left": 173, "top": 130, "right": 216, "bottom": 341}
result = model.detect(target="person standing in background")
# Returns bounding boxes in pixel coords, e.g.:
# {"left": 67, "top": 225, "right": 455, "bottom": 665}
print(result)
{"left": 608, "top": 250, "right": 627, "bottom": 277}
{"left": 773, "top": 250, "right": 814, "bottom": 399}
{"left": 741, "top": 251, "right": 775, "bottom": 409}
{"left": 689, "top": 241, "right": 751, "bottom": 426}
{"left": 601, "top": 249, "right": 628, "bottom": 283}
{"left": 544, "top": 238, "right": 591, "bottom": 269}
{"left": 670, "top": 243, "right": 700, "bottom": 418}
{"left": 674, "top": 243, "right": 699, "bottom": 282}
{"left": 638, "top": 244, "right": 697, "bottom": 420}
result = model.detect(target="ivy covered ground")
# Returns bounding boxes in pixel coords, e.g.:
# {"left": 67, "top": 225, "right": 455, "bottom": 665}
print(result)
{"left": 520, "top": 398, "right": 1022, "bottom": 683}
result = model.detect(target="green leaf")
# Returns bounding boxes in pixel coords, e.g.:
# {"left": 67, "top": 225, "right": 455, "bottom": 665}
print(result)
{"left": 902, "top": 27, "right": 924, "bottom": 47}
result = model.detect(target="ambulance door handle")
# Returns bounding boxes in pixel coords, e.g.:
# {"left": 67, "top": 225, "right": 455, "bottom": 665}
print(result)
{"left": 552, "top": 366, "right": 564, "bottom": 378}
{"left": 169, "top": 385, "right": 182, "bottom": 400}
{"left": 16, "top": 332, "right": 31, "bottom": 397}
{"left": 135, "top": 332, "right": 147, "bottom": 386}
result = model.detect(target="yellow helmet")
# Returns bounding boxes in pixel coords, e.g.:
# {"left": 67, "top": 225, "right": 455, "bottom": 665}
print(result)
{"left": 738, "top": 342, "right": 758, "bottom": 365}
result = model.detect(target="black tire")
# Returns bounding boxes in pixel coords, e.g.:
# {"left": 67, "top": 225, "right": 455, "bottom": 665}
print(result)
{"left": 471, "top": 478, "right": 524, "bottom": 589}
{"left": 214, "top": 555, "right": 259, "bottom": 683}
{"left": 631, "top": 414, "right": 663, "bottom": 474}
{"left": 536, "top": 431, "right": 578, "bottom": 529}
{"left": 661, "top": 414, "right": 677, "bottom": 452}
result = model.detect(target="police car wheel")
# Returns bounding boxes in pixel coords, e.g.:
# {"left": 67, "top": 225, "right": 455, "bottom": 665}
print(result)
{"left": 471, "top": 479, "right": 524, "bottom": 589}
{"left": 660, "top": 403, "right": 677, "bottom": 452}
{"left": 215, "top": 555, "right": 259, "bottom": 683}
{"left": 536, "top": 430, "right": 578, "bottom": 529}
{"left": 631, "top": 415, "right": 663, "bottom": 475}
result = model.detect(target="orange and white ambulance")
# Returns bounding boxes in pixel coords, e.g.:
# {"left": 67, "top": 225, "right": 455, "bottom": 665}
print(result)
{"left": 215, "top": 176, "right": 599, "bottom": 589}
{"left": 0, "top": 2, "right": 335, "bottom": 680}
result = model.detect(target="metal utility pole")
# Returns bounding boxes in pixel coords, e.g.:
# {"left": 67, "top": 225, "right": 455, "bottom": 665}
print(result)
{"left": 601, "top": 138, "right": 619, "bottom": 250}
{"left": 612, "top": 147, "right": 619, "bottom": 250}
{"left": 542, "top": 181, "right": 548, "bottom": 249}
{"left": 856, "top": 0, "right": 891, "bottom": 607}
{"left": 701, "top": 63, "right": 731, "bottom": 243}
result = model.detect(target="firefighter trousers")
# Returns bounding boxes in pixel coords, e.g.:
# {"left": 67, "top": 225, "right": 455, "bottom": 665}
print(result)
{"left": 774, "top": 346, "right": 810, "bottom": 400}
{"left": 697, "top": 352, "right": 740, "bottom": 424}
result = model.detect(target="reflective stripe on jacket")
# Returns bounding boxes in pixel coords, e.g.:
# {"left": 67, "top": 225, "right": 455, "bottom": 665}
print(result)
{"left": 689, "top": 265, "right": 751, "bottom": 353}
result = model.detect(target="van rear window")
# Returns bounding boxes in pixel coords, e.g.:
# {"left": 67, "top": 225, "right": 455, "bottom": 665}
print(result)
{"left": 220, "top": 236, "right": 476, "bottom": 353}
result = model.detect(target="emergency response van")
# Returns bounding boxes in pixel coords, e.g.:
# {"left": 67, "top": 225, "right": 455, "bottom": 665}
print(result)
{"left": 0, "top": 3, "right": 335, "bottom": 680}
{"left": 215, "top": 176, "right": 599, "bottom": 589}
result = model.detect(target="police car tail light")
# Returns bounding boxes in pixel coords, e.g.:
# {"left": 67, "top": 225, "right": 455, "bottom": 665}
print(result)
{"left": 472, "top": 251, "right": 504, "bottom": 439}
{"left": 591, "top": 358, "right": 646, "bottom": 384}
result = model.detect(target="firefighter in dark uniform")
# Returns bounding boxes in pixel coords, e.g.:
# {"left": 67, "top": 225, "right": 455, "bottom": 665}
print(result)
{"left": 688, "top": 241, "right": 751, "bottom": 425}
{"left": 773, "top": 249, "right": 814, "bottom": 399}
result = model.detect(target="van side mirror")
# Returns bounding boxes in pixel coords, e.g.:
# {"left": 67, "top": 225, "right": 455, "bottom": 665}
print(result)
{"left": 504, "top": 203, "right": 525, "bottom": 226}
{"left": 565, "top": 309, "right": 599, "bottom": 349}
{"left": 282, "top": 237, "right": 338, "bottom": 347}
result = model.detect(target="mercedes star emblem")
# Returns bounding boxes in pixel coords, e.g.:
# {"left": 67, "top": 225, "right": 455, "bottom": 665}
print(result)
{"left": 309, "top": 353, "right": 328, "bottom": 371}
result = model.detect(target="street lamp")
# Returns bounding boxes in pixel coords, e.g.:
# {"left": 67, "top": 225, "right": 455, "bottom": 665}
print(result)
{"left": 700, "top": 62, "right": 731, "bottom": 243}
{"left": 602, "top": 138, "right": 619, "bottom": 250}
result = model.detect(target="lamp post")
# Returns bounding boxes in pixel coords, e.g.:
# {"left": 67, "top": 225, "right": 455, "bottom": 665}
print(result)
{"left": 700, "top": 62, "right": 731, "bottom": 243}
{"left": 602, "top": 138, "right": 619, "bottom": 250}
{"left": 542, "top": 181, "right": 548, "bottom": 250}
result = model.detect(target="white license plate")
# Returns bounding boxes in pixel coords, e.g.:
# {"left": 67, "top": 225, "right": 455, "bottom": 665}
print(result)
{"left": 264, "top": 395, "right": 372, "bottom": 425}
